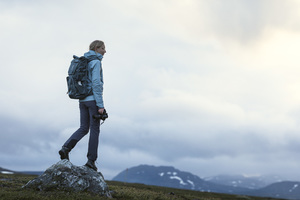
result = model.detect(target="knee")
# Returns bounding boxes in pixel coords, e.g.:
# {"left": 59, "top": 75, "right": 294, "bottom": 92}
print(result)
{"left": 90, "top": 124, "right": 100, "bottom": 134}
{"left": 79, "top": 126, "right": 89, "bottom": 134}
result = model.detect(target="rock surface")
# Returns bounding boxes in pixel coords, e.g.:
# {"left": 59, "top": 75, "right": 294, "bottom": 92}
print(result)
{"left": 23, "top": 160, "right": 111, "bottom": 197}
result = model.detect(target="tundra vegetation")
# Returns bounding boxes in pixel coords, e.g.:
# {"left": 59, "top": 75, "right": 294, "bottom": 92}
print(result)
{"left": 0, "top": 173, "right": 281, "bottom": 200}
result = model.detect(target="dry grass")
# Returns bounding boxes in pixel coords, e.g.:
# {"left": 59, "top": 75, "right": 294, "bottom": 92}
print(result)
{"left": 0, "top": 173, "right": 282, "bottom": 200}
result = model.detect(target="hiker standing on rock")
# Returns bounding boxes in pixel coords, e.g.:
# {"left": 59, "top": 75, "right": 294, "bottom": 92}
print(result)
{"left": 59, "top": 40, "right": 107, "bottom": 171}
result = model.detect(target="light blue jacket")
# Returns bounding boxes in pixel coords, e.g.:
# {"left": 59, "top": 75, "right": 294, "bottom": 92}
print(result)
{"left": 79, "top": 50, "right": 104, "bottom": 108}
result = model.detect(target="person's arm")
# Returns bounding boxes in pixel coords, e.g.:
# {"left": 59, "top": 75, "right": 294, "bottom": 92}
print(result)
{"left": 90, "top": 60, "right": 104, "bottom": 112}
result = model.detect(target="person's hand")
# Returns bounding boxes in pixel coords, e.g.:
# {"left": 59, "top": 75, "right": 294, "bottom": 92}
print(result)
{"left": 98, "top": 108, "right": 105, "bottom": 114}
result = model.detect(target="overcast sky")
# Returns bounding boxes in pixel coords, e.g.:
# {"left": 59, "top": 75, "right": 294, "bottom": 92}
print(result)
{"left": 1, "top": 0, "right": 300, "bottom": 181}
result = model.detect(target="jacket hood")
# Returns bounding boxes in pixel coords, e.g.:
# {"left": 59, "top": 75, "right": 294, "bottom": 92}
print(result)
{"left": 84, "top": 50, "right": 103, "bottom": 62}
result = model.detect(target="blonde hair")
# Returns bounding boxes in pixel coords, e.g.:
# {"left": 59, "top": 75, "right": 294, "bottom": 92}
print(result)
{"left": 89, "top": 40, "right": 104, "bottom": 51}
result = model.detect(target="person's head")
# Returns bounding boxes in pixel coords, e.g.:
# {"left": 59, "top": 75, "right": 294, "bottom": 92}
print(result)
{"left": 89, "top": 40, "right": 106, "bottom": 56}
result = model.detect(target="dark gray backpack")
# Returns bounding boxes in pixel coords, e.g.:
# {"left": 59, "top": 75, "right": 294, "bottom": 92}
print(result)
{"left": 66, "top": 55, "right": 92, "bottom": 99}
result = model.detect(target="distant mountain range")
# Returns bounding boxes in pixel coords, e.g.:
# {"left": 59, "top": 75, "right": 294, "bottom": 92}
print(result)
{"left": 0, "top": 167, "right": 44, "bottom": 175}
{"left": 113, "top": 165, "right": 300, "bottom": 200}
{"left": 0, "top": 167, "right": 15, "bottom": 174}
{"left": 112, "top": 165, "right": 251, "bottom": 194}
{"left": 204, "top": 174, "right": 284, "bottom": 189}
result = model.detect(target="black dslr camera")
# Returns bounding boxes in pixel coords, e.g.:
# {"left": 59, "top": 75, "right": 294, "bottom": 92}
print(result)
{"left": 93, "top": 109, "right": 108, "bottom": 122}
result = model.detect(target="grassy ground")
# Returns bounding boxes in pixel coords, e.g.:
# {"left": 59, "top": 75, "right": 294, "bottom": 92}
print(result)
{"left": 0, "top": 173, "right": 283, "bottom": 200}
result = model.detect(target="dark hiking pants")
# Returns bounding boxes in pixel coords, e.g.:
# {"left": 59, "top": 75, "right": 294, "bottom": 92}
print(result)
{"left": 63, "top": 101, "right": 100, "bottom": 161}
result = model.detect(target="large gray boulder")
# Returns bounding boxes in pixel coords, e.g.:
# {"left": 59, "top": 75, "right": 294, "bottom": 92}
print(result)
{"left": 23, "top": 160, "right": 111, "bottom": 197}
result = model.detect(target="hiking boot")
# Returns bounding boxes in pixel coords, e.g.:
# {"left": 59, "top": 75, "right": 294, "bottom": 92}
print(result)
{"left": 85, "top": 160, "right": 97, "bottom": 171}
{"left": 59, "top": 147, "right": 70, "bottom": 160}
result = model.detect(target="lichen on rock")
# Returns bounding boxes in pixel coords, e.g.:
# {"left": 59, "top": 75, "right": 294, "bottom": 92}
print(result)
{"left": 23, "top": 160, "right": 111, "bottom": 197}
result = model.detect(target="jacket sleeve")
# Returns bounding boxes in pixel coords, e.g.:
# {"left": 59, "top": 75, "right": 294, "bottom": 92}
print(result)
{"left": 91, "top": 60, "right": 104, "bottom": 108}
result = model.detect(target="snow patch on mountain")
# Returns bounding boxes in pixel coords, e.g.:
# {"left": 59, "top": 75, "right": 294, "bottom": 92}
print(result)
{"left": 289, "top": 184, "right": 298, "bottom": 192}
{"left": 187, "top": 180, "right": 195, "bottom": 189}
{"left": 1, "top": 171, "right": 14, "bottom": 174}
{"left": 170, "top": 175, "right": 188, "bottom": 185}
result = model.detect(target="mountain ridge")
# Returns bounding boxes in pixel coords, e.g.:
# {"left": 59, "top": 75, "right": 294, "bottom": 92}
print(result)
{"left": 204, "top": 174, "right": 284, "bottom": 189}
{"left": 0, "top": 167, "right": 44, "bottom": 175}
{"left": 113, "top": 164, "right": 300, "bottom": 200}
{"left": 0, "top": 167, "right": 16, "bottom": 174}
{"left": 113, "top": 164, "right": 251, "bottom": 194}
